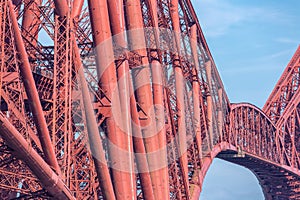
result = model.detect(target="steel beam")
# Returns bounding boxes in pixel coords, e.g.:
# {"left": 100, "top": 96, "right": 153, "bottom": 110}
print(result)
{"left": 169, "top": 0, "right": 190, "bottom": 196}
{"left": 190, "top": 24, "right": 203, "bottom": 160}
{"left": 124, "top": 1, "right": 167, "bottom": 199}
{"left": 55, "top": 1, "right": 117, "bottom": 198}
{"left": 8, "top": 0, "right": 60, "bottom": 175}
{"left": 87, "top": 1, "right": 136, "bottom": 199}
{"left": 72, "top": 5, "right": 115, "bottom": 194}
{"left": 71, "top": 0, "right": 84, "bottom": 19}
{"left": 106, "top": 1, "right": 156, "bottom": 199}
{"left": 53, "top": 0, "right": 68, "bottom": 17}
{"left": 146, "top": 1, "right": 170, "bottom": 198}
{"left": 106, "top": 1, "right": 137, "bottom": 198}
{"left": 22, "top": 0, "right": 41, "bottom": 56}
{"left": 205, "top": 60, "right": 213, "bottom": 149}
{"left": 78, "top": 65, "right": 116, "bottom": 200}
{"left": 0, "top": 112, "right": 75, "bottom": 200}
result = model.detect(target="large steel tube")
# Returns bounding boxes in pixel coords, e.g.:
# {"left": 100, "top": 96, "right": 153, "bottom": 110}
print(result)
{"left": 129, "top": 86, "right": 155, "bottom": 200}
{"left": 205, "top": 60, "right": 213, "bottom": 148}
{"left": 107, "top": 1, "right": 156, "bottom": 199}
{"left": 169, "top": 0, "right": 189, "bottom": 193}
{"left": 106, "top": 2, "right": 154, "bottom": 193}
{"left": 190, "top": 25, "right": 203, "bottom": 160}
{"left": 64, "top": 3, "right": 117, "bottom": 199}
{"left": 107, "top": 1, "right": 136, "bottom": 199}
{"left": 124, "top": 1, "right": 166, "bottom": 199}
{"left": 8, "top": 0, "right": 61, "bottom": 175}
{"left": 73, "top": 37, "right": 116, "bottom": 200}
{"left": 87, "top": 1, "right": 135, "bottom": 199}
{"left": 150, "top": 60, "right": 170, "bottom": 199}
{"left": 78, "top": 67, "right": 116, "bottom": 200}
{"left": 218, "top": 88, "right": 223, "bottom": 141}
{"left": 0, "top": 112, "right": 75, "bottom": 200}
{"left": 146, "top": 0, "right": 170, "bottom": 199}
{"left": 190, "top": 25, "right": 204, "bottom": 199}
{"left": 71, "top": 0, "right": 84, "bottom": 19}
{"left": 22, "top": 0, "right": 41, "bottom": 57}
{"left": 105, "top": 11, "right": 155, "bottom": 192}
{"left": 53, "top": 0, "right": 68, "bottom": 17}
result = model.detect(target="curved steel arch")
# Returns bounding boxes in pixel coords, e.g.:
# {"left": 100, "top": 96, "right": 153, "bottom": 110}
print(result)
{"left": 192, "top": 103, "right": 300, "bottom": 200}
{"left": 226, "top": 103, "right": 300, "bottom": 200}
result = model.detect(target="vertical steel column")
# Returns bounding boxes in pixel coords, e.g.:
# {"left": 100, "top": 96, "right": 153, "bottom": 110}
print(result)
{"left": 0, "top": 0, "right": 5, "bottom": 100}
{"left": 190, "top": 25, "right": 202, "bottom": 160}
{"left": 218, "top": 88, "right": 223, "bottom": 141}
{"left": 8, "top": 0, "right": 60, "bottom": 175}
{"left": 106, "top": 1, "right": 136, "bottom": 198}
{"left": 205, "top": 60, "right": 213, "bottom": 148}
{"left": 70, "top": 3, "right": 116, "bottom": 199}
{"left": 22, "top": 0, "right": 41, "bottom": 58}
{"left": 52, "top": 0, "right": 73, "bottom": 183}
{"left": 53, "top": 0, "right": 68, "bottom": 17}
{"left": 188, "top": 26, "right": 203, "bottom": 200}
{"left": 107, "top": 1, "right": 157, "bottom": 199}
{"left": 87, "top": 1, "right": 135, "bottom": 199}
{"left": 146, "top": 0, "right": 170, "bottom": 199}
{"left": 71, "top": 0, "right": 84, "bottom": 19}
{"left": 129, "top": 81, "right": 155, "bottom": 200}
{"left": 124, "top": 0, "right": 164, "bottom": 199}
{"left": 78, "top": 66, "right": 116, "bottom": 200}
{"left": 169, "top": 0, "right": 189, "bottom": 194}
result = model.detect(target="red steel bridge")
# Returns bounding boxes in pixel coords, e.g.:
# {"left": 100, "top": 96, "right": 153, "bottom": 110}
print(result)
{"left": 0, "top": 0, "right": 299, "bottom": 199}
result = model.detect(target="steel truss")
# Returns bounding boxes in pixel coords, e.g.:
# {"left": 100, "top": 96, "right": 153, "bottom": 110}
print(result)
{"left": 0, "top": 0, "right": 299, "bottom": 199}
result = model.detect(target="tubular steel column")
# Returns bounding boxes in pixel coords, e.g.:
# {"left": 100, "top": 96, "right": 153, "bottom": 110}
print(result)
{"left": 146, "top": 1, "right": 170, "bottom": 199}
{"left": 190, "top": 25, "right": 203, "bottom": 162}
{"left": 71, "top": 2, "right": 116, "bottom": 199}
{"left": 53, "top": 0, "right": 68, "bottom": 17}
{"left": 71, "top": 0, "right": 84, "bottom": 19}
{"left": 170, "top": 0, "right": 190, "bottom": 195}
{"left": 107, "top": 1, "right": 156, "bottom": 199}
{"left": 124, "top": 0, "right": 165, "bottom": 199}
{"left": 22, "top": 0, "right": 41, "bottom": 58}
{"left": 205, "top": 60, "right": 213, "bottom": 149}
{"left": 8, "top": 0, "right": 60, "bottom": 175}
{"left": 107, "top": 1, "right": 136, "bottom": 198}
{"left": 189, "top": 24, "right": 204, "bottom": 199}
{"left": 0, "top": 113, "right": 75, "bottom": 200}
{"left": 87, "top": 1, "right": 135, "bottom": 199}
{"left": 218, "top": 88, "right": 223, "bottom": 141}
{"left": 78, "top": 66, "right": 116, "bottom": 200}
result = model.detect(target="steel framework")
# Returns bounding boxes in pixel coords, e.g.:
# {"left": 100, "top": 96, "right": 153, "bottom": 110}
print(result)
{"left": 0, "top": 0, "right": 299, "bottom": 199}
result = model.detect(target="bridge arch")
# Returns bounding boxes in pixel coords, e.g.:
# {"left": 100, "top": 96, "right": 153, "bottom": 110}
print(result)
{"left": 192, "top": 103, "right": 300, "bottom": 200}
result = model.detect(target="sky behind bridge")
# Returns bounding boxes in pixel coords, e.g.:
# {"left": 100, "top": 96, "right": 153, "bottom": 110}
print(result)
{"left": 191, "top": 0, "right": 300, "bottom": 199}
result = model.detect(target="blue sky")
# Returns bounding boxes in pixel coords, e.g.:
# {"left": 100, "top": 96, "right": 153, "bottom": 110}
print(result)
{"left": 191, "top": 0, "right": 300, "bottom": 199}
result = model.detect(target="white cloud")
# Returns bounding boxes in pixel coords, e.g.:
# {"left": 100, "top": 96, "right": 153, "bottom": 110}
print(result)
{"left": 192, "top": 0, "right": 283, "bottom": 37}
{"left": 264, "top": 49, "right": 292, "bottom": 59}
{"left": 276, "top": 37, "right": 299, "bottom": 45}
{"left": 218, "top": 49, "right": 291, "bottom": 76}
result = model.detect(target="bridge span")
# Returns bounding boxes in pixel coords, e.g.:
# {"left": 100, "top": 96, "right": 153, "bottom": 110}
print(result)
{"left": 0, "top": 0, "right": 299, "bottom": 199}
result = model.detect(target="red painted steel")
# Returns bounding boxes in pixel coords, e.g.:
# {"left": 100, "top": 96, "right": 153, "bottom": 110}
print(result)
{"left": 0, "top": 0, "right": 299, "bottom": 199}
{"left": 8, "top": 0, "right": 60, "bottom": 174}
{"left": 124, "top": 1, "right": 166, "bottom": 199}
{"left": 0, "top": 112, "right": 75, "bottom": 199}
{"left": 88, "top": 1, "right": 136, "bottom": 199}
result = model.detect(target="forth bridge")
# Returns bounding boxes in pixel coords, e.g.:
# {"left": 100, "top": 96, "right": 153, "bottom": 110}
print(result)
{"left": 0, "top": 0, "right": 299, "bottom": 199}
